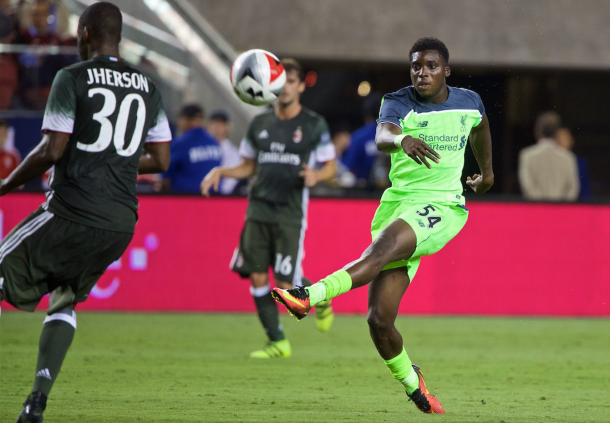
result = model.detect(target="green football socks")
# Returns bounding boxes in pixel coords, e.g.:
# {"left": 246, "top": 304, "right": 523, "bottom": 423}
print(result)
{"left": 251, "top": 285, "right": 285, "bottom": 342}
{"left": 306, "top": 270, "right": 352, "bottom": 306}
{"left": 32, "top": 309, "right": 76, "bottom": 396}
{"left": 384, "top": 348, "right": 419, "bottom": 394}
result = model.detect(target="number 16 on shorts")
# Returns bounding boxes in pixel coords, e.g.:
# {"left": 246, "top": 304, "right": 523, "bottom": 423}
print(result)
{"left": 274, "top": 254, "right": 293, "bottom": 276}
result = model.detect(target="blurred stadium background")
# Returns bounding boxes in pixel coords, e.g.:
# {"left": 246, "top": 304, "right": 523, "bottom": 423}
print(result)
{"left": 1, "top": 1, "right": 609, "bottom": 422}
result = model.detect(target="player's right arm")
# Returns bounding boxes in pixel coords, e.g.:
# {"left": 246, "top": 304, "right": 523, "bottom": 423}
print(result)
{"left": 201, "top": 124, "right": 259, "bottom": 196}
{"left": 0, "top": 68, "right": 75, "bottom": 196}
{"left": 376, "top": 93, "right": 439, "bottom": 168}
{"left": 375, "top": 123, "right": 440, "bottom": 169}
{"left": 0, "top": 132, "right": 70, "bottom": 196}
{"left": 0, "top": 132, "right": 69, "bottom": 196}
{"left": 200, "top": 159, "right": 256, "bottom": 197}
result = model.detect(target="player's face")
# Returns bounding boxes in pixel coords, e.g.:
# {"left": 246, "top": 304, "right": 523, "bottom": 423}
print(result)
{"left": 278, "top": 70, "right": 305, "bottom": 107}
{"left": 410, "top": 50, "right": 450, "bottom": 101}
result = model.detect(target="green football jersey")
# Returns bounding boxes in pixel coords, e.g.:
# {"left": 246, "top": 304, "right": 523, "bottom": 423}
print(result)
{"left": 239, "top": 108, "right": 335, "bottom": 226}
{"left": 41, "top": 55, "right": 171, "bottom": 233}
{"left": 378, "top": 86, "right": 485, "bottom": 205}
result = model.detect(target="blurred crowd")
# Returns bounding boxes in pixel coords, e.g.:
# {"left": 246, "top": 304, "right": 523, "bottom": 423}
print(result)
{"left": 136, "top": 103, "right": 592, "bottom": 202}
{"left": 0, "top": 1, "right": 595, "bottom": 202}
{"left": 0, "top": 0, "right": 78, "bottom": 110}
{"left": 0, "top": 99, "right": 593, "bottom": 202}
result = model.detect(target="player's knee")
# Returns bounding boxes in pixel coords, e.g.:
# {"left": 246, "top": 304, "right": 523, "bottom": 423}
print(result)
{"left": 43, "top": 307, "right": 77, "bottom": 330}
{"left": 360, "top": 245, "right": 390, "bottom": 273}
{"left": 250, "top": 273, "right": 268, "bottom": 288}
{"left": 367, "top": 309, "right": 393, "bottom": 334}
{"left": 249, "top": 284, "right": 270, "bottom": 298}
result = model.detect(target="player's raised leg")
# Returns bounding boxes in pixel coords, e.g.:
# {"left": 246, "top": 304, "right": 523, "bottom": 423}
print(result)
{"left": 272, "top": 218, "right": 415, "bottom": 319}
{"left": 272, "top": 218, "right": 445, "bottom": 413}
{"left": 368, "top": 268, "right": 444, "bottom": 414}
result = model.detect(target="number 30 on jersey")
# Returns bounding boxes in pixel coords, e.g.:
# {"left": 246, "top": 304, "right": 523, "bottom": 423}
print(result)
{"left": 77, "top": 88, "right": 146, "bottom": 157}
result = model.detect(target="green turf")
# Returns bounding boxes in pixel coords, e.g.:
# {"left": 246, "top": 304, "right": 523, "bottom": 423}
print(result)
{"left": 1, "top": 313, "right": 609, "bottom": 423}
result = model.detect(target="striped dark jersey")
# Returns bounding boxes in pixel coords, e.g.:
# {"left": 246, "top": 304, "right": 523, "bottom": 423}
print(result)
{"left": 41, "top": 55, "right": 171, "bottom": 233}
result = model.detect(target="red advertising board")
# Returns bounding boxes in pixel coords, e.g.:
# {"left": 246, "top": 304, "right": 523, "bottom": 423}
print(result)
{"left": 1, "top": 193, "right": 609, "bottom": 316}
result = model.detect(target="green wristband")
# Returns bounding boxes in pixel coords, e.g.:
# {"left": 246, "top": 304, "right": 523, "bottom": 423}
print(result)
{"left": 394, "top": 134, "right": 405, "bottom": 149}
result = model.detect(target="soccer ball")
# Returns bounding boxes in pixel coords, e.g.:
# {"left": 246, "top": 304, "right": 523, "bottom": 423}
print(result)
{"left": 230, "top": 49, "right": 286, "bottom": 106}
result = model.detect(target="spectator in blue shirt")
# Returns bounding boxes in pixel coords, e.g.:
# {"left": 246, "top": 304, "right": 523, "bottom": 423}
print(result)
{"left": 342, "top": 92, "right": 384, "bottom": 187}
{"left": 162, "top": 104, "right": 222, "bottom": 194}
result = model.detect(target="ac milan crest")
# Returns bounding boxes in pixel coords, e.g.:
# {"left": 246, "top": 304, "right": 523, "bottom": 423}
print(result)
{"left": 293, "top": 127, "right": 303, "bottom": 143}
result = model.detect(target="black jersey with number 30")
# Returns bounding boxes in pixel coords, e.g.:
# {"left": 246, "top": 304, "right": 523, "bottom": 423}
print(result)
{"left": 41, "top": 55, "right": 171, "bottom": 233}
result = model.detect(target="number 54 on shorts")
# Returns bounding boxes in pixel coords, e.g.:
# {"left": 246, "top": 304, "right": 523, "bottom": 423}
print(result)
{"left": 371, "top": 200, "right": 469, "bottom": 259}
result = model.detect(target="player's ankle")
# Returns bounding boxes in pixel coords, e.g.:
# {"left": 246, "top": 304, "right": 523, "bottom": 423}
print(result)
{"left": 306, "top": 283, "right": 326, "bottom": 306}
{"left": 400, "top": 368, "right": 419, "bottom": 394}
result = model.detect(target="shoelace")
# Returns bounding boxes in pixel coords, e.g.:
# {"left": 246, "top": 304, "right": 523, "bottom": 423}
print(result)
{"left": 263, "top": 343, "right": 283, "bottom": 356}
{"left": 287, "top": 287, "right": 309, "bottom": 300}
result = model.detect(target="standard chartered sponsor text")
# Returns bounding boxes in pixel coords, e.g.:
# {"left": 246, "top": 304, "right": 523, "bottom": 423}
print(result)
{"left": 419, "top": 133, "right": 460, "bottom": 143}
{"left": 426, "top": 143, "right": 462, "bottom": 151}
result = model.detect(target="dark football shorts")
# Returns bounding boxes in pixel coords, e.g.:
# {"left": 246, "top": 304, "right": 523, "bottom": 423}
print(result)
{"left": 230, "top": 219, "right": 306, "bottom": 286}
{"left": 0, "top": 207, "right": 132, "bottom": 314}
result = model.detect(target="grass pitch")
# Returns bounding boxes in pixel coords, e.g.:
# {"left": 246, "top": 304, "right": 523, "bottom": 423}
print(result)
{"left": 1, "top": 313, "right": 609, "bottom": 423}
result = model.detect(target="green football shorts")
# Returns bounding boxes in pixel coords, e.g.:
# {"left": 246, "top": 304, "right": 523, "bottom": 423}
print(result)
{"left": 0, "top": 206, "right": 132, "bottom": 313}
{"left": 231, "top": 219, "right": 305, "bottom": 285}
{"left": 370, "top": 200, "right": 469, "bottom": 281}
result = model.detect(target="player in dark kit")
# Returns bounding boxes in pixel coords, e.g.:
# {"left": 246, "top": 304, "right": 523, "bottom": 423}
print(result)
{"left": 201, "top": 59, "right": 337, "bottom": 358}
{"left": 0, "top": 3, "right": 171, "bottom": 422}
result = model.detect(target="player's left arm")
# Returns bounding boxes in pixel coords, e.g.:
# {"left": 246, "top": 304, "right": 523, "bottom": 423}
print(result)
{"left": 0, "top": 131, "right": 70, "bottom": 196}
{"left": 300, "top": 159, "right": 337, "bottom": 187}
{"left": 300, "top": 120, "right": 338, "bottom": 187}
{"left": 139, "top": 142, "right": 170, "bottom": 174}
{"left": 466, "top": 114, "right": 494, "bottom": 194}
{"left": 140, "top": 89, "right": 172, "bottom": 175}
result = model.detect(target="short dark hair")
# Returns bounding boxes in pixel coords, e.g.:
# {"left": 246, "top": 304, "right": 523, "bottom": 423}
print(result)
{"left": 209, "top": 110, "right": 230, "bottom": 123}
{"left": 0, "top": 118, "right": 7, "bottom": 128}
{"left": 79, "top": 2, "right": 122, "bottom": 44}
{"left": 535, "top": 111, "right": 562, "bottom": 138}
{"left": 409, "top": 37, "right": 450, "bottom": 64}
{"left": 281, "top": 58, "right": 305, "bottom": 82}
{"left": 180, "top": 103, "right": 204, "bottom": 119}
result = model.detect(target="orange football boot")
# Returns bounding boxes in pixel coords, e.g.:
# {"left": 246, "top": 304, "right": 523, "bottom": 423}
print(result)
{"left": 271, "top": 286, "right": 311, "bottom": 320}
{"left": 407, "top": 365, "right": 445, "bottom": 414}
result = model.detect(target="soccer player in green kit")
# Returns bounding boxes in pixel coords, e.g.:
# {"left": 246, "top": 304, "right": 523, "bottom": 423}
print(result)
{"left": 273, "top": 38, "right": 494, "bottom": 414}
{"left": 0, "top": 3, "right": 171, "bottom": 421}
{"left": 201, "top": 59, "right": 337, "bottom": 358}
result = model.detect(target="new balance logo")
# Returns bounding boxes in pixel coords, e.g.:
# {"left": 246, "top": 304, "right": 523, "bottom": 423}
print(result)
{"left": 417, "top": 121, "right": 428, "bottom": 128}
{"left": 258, "top": 130, "right": 269, "bottom": 139}
{"left": 36, "top": 368, "right": 52, "bottom": 380}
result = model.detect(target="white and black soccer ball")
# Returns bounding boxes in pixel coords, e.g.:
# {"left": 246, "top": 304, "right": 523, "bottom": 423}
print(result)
{"left": 230, "top": 49, "right": 286, "bottom": 106}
